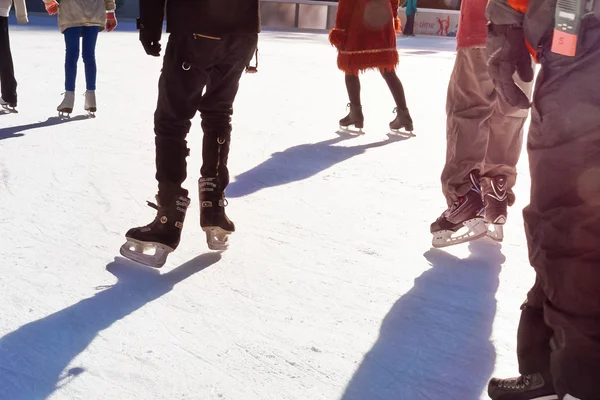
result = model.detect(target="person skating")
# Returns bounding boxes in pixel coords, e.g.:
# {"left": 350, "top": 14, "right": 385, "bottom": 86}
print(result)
{"left": 429, "top": 0, "right": 533, "bottom": 248}
{"left": 120, "top": 0, "right": 260, "bottom": 268}
{"left": 329, "top": 0, "right": 413, "bottom": 135}
{"left": 0, "top": 0, "right": 28, "bottom": 112}
{"left": 42, "top": 0, "right": 117, "bottom": 116}
{"left": 484, "top": 0, "right": 600, "bottom": 398}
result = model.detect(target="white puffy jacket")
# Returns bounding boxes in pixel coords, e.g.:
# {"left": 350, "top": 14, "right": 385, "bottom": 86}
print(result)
{"left": 42, "top": 0, "right": 115, "bottom": 33}
{"left": 0, "top": 0, "right": 28, "bottom": 24}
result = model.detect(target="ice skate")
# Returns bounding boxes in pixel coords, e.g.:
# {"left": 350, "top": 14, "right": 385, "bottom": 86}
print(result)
{"left": 57, "top": 91, "right": 75, "bottom": 117}
{"left": 120, "top": 195, "right": 191, "bottom": 268}
{"left": 338, "top": 103, "right": 364, "bottom": 135}
{"left": 84, "top": 90, "right": 96, "bottom": 116}
{"left": 199, "top": 177, "right": 235, "bottom": 251}
{"left": 488, "top": 372, "right": 557, "bottom": 400}
{"left": 430, "top": 172, "right": 487, "bottom": 248}
{"left": 0, "top": 97, "right": 17, "bottom": 113}
{"left": 483, "top": 175, "right": 508, "bottom": 242}
{"left": 389, "top": 107, "right": 414, "bottom": 137}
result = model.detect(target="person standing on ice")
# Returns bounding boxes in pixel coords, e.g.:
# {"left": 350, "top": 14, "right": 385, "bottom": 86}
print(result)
{"left": 330, "top": 0, "right": 414, "bottom": 134}
{"left": 401, "top": 0, "right": 416, "bottom": 36}
{"left": 483, "top": 0, "right": 600, "bottom": 397}
{"left": 120, "top": 0, "right": 260, "bottom": 268}
{"left": 428, "top": 0, "right": 533, "bottom": 248}
{"left": 0, "top": 0, "right": 28, "bottom": 112}
{"left": 42, "top": 0, "right": 117, "bottom": 116}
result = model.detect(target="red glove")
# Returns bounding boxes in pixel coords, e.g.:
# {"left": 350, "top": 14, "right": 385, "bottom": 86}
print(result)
{"left": 106, "top": 11, "right": 117, "bottom": 32}
{"left": 45, "top": 0, "right": 59, "bottom": 15}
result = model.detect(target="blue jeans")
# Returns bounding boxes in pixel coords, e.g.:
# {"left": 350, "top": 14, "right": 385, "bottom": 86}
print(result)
{"left": 63, "top": 26, "right": 99, "bottom": 92}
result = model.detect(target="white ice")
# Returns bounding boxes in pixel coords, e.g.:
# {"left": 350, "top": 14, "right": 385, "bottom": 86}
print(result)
{"left": 0, "top": 15, "right": 535, "bottom": 400}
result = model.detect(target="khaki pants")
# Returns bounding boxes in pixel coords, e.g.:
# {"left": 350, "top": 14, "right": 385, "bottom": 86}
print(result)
{"left": 441, "top": 47, "right": 532, "bottom": 207}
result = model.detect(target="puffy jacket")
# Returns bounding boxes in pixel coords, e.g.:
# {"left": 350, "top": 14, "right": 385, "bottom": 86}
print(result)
{"left": 139, "top": 0, "right": 261, "bottom": 37}
{"left": 0, "top": 0, "right": 27, "bottom": 23}
{"left": 42, "top": 0, "right": 115, "bottom": 33}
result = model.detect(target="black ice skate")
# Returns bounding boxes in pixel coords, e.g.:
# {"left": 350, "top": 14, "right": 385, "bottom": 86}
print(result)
{"left": 339, "top": 103, "right": 364, "bottom": 134}
{"left": 430, "top": 172, "right": 487, "bottom": 248}
{"left": 488, "top": 372, "right": 557, "bottom": 400}
{"left": 120, "top": 195, "right": 191, "bottom": 268}
{"left": 199, "top": 177, "right": 235, "bottom": 251}
{"left": 389, "top": 107, "right": 414, "bottom": 136}
{"left": 482, "top": 175, "right": 508, "bottom": 242}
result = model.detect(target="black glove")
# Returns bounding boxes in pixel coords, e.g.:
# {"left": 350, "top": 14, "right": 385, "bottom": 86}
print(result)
{"left": 137, "top": 18, "right": 162, "bottom": 57}
{"left": 486, "top": 23, "right": 534, "bottom": 109}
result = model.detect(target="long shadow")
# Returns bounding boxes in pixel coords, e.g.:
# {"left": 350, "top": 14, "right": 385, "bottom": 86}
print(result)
{"left": 0, "top": 115, "right": 91, "bottom": 141}
{"left": 227, "top": 133, "right": 406, "bottom": 198}
{"left": 0, "top": 253, "right": 221, "bottom": 400}
{"left": 341, "top": 240, "right": 503, "bottom": 400}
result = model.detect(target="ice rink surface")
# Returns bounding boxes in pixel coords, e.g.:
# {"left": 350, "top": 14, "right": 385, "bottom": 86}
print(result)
{"left": 0, "top": 15, "right": 535, "bottom": 400}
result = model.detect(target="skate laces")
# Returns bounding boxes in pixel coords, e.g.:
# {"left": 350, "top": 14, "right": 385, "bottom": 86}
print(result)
{"left": 497, "top": 375, "right": 531, "bottom": 390}
{"left": 146, "top": 201, "right": 159, "bottom": 210}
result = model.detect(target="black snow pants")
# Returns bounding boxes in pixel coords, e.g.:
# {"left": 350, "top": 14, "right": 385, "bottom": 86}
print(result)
{"left": 153, "top": 33, "right": 258, "bottom": 203}
{"left": 516, "top": 17, "right": 600, "bottom": 400}
{"left": 0, "top": 16, "right": 17, "bottom": 104}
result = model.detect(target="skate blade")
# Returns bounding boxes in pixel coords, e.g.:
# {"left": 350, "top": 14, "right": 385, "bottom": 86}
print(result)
{"left": 119, "top": 238, "right": 173, "bottom": 268}
{"left": 202, "top": 227, "right": 231, "bottom": 251}
{"left": 389, "top": 129, "right": 415, "bottom": 138}
{"left": 432, "top": 217, "right": 488, "bottom": 248}
{"left": 1, "top": 105, "right": 18, "bottom": 113}
{"left": 338, "top": 126, "right": 364, "bottom": 136}
{"left": 486, "top": 223, "right": 504, "bottom": 242}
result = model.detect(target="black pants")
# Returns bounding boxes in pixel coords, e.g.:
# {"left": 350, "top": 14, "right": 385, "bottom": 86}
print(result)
{"left": 517, "top": 18, "right": 600, "bottom": 399}
{"left": 0, "top": 16, "right": 17, "bottom": 104}
{"left": 403, "top": 14, "right": 415, "bottom": 36}
{"left": 153, "top": 33, "right": 258, "bottom": 202}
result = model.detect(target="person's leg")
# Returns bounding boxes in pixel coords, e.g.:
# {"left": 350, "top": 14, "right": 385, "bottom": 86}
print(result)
{"left": 440, "top": 47, "right": 494, "bottom": 205}
{"left": 0, "top": 16, "right": 17, "bottom": 104}
{"left": 380, "top": 69, "right": 407, "bottom": 111}
{"left": 63, "top": 27, "right": 82, "bottom": 92}
{"left": 154, "top": 34, "right": 209, "bottom": 203}
{"left": 197, "top": 34, "right": 258, "bottom": 193}
{"left": 81, "top": 26, "right": 99, "bottom": 91}
{"left": 524, "top": 19, "right": 600, "bottom": 400}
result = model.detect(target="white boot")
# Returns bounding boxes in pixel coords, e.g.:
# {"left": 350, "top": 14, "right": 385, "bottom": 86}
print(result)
{"left": 84, "top": 90, "right": 96, "bottom": 115}
{"left": 57, "top": 91, "right": 75, "bottom": 116}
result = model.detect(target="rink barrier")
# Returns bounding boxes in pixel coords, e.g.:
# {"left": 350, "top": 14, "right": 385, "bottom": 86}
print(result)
{"left": 260, "top": 0, "right": 460, "bottom": 36}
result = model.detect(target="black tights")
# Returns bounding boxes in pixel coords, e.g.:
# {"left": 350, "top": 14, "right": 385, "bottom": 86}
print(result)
{"left": 344, "top": 69, "right": 408, "bottom": 110}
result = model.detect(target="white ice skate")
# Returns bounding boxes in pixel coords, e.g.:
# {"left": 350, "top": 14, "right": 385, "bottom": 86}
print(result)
{"left": 84, "top": 90, "right": 96, "bottom": 117}
{"left": 57, "top": 91, "right": 75, "bottom": 117}
{"left": 119, "top": 238, "right": 174, "bottom": 268}
{"left": 0, "top": 98, "right": 17, "bottom": 113}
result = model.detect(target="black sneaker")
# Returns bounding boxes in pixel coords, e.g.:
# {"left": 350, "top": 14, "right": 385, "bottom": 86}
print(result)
{"left": 488, "top": 372, "right": 557, "bottom": 400}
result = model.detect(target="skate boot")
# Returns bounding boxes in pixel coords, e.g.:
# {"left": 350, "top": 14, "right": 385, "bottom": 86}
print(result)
{"left": 339, "top": 103, "right": 364, "bottom": 134}
{"left": 482, "top": 174, "right": 508, "bottom": 242}
{"left": 120, "top": 194, "right": 191, "bottom": 268}
{"left": 389, "top": 107, "right": 414, "bottom": 136}
{"left": 84, "top": 90, "right": 96, "bottom": 116}
{"left": 0, "top": 97, "right": 17, "bottom": 113}
{"left": 57, "top": 91, "right": 75, "bottom": 117}
{"left": 199, "top": 177, "right": 235, "bottom": 251}
{"left": 430, "top": 172, "right": 487, "bottom": 248}
{"left": 488, "top": 372, "right": 557, "bottom": 400}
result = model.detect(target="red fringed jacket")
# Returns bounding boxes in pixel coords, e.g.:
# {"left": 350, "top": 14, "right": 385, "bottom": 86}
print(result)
{"left": 329, "top": 0, "right": 401, "bottom": 75}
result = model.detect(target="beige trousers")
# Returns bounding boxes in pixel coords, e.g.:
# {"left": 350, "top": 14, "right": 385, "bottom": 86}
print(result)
{"left": 441, "top": 47, "right": 533, "bottom": 206}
